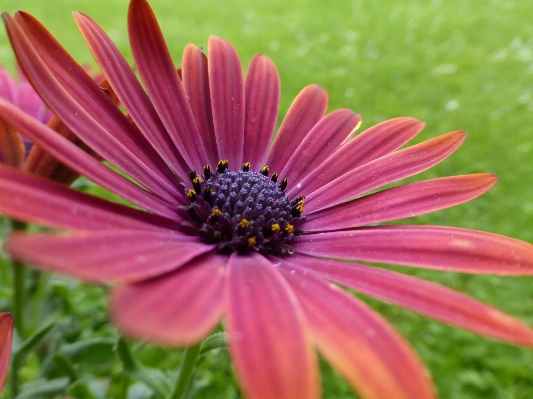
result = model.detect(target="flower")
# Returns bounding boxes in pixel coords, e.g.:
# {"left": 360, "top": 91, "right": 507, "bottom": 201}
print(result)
{"left": 0, "top": 313, "right": 14, "bottom": 391}
{"left": 1, "top": 1, "right": 533, "bottom": 398}
{"left": 0, "top": 64, "right": 117, "bottom": 185}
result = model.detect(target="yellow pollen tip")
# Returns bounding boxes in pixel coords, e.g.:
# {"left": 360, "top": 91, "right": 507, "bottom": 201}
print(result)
{"left": 239, "top": 219, "right": 249, "bottom": 228}
{"left": 187, "top": 189, "right": 196, "bottom": 197}
{"left": 193, "top": 176, "right": 202, "bottom": 184}
{"left": 285, "top": 224, "right": 294, "bottom": 234}
{"left": 211, "top": 208, "right": 222, "bottom": 217}
{"left": 247, "top": 236, "right": 257, "bottom": 247}
{"left": 271, "top": 223, "right": 280, "bottom": 233}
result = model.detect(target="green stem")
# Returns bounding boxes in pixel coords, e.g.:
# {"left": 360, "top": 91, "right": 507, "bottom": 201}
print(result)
{"left": 169, "top": 344, "right": 202, "bottom": 399}
{"left": 10, "top": 220, "right": 27, "bottom": 399}
{"left": 12, "top": 261, "right": 26, "bottom": 338}
{"left": 9, "top": 351, "right": 21, "bottom": 399}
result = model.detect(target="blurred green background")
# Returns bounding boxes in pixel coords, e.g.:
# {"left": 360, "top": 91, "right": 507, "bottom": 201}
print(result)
{"left": 1, "top": 0, "right": 533, "bottom": 398}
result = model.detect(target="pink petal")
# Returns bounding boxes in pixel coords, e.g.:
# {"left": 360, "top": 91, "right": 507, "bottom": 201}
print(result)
{"left": 0, "top": 313, "right": 13, "bottom": 390}
{"left": 0, "top": 117, "right": 24, "bottom": 167}
{"left": 277, "top": 261, "right": 435, "bottom": 399}
{"left": 243, "top": 54, "right": 280, "bottom": 169}
{"left": 265, "top": 85, "right": 327, "bottom": 175}
{"left": 305, "top": 131, "right": 466, "bottom": 213}
{"left": 291, "top": 253, "right": 533, "bottom": 346}
{"left": 74, "top": 12, "right": 191, "bottom": 180}
{"left": 111, "top": 253, "right": 226, "bottom": 346}
{"left": 9, "top": 12, "right": 180, "bottom": 201}
{"left": 295, "top": 226, "right": 533, "bottom": 274}
{"left": 127, "top": 0, "right": 208, "bottom": 170}
{"left": 182, "top": 44, "right": 218, "bottom": 168}
{"left": 0, "top": 99, "right": 181, "bottom": 218}
{"left": 281, "top": 109, "right": 361, "bottom": 190}
{"left": 292, "top": 117, "right": 424, "bottom": 197}
{"left": 8, "top": 230, "right": 210, "bottom": 283}
{"left": 208, "top": 36, "right": 245, "bottom": 169}
{"left": 0, "top": 163, "right": 182, "bottom": 231}
{"left": 226, "top": 253, "right": 319, "bottom": 399}
{"left": 305, "top": 174, "right": 498, "bottom": 231}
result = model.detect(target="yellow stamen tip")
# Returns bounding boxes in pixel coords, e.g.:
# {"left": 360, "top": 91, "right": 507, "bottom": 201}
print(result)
{"left": 247, "top": 236, "right": 257, "bottom": 247}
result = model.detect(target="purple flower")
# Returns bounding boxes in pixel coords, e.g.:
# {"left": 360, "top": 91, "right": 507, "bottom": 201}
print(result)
{"left": 1, "top": 1, "right": 533, "bottom": 398}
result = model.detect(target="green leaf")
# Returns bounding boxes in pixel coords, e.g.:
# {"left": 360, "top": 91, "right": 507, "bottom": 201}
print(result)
{"left": 115, "top": 337, "right": 171, "bottom": 398}
{"left": 59, "top": 337, "right": 116, "bottom": 363}
{"left": 200, "top": 332, "right": 227, "bottom": 355}
{"left": 12, "top": 319, "right": 55, "bottom": 360}
{"left": 17, "top": 377, "right": 70, "bottom": 399}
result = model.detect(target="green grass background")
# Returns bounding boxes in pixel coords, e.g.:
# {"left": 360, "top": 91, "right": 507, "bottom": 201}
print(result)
{"left": 1, "top": 0, "right": 533, "bottom": 398}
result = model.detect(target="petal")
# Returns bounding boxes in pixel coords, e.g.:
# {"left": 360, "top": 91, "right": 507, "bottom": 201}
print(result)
{"left": 305, "top": 131, "right": 466, "bottom": 213}
{"left": 8, "top": 12, "right": 180, "bottom": 200}
{"left": 24, "top": 114, "right": 86, "bottom": 185}
{"left": 293, "top": 117, "right": 425, "bottom": 196}
{"left": 182, "top": 44, "right": 218, "bottom": 168}
{"left": 127, "top": 0, "right": 208, "bottom": 170}
{"left": 304, "top": 174, "right": 498, "bottom": 231}
{"left": 8, "top": 230, "right": 210, "bottom": 283}
{"left": 0, "top": 98, "right": 181, "bottom": 217}
{"left": 243, "top": 54, "right": 280, "bottom": 169}
{"left": 0, "top": 117, "right": 24, "bottom": 167}
{"left": 295, "top": 226, "right": 533, "bottom": 274}
{"left": 292, "top": 253, "right": 533, "bottom": 346}
{"left": 74, "top": 11, "right": 191, "bottom": 180}
{"left": 0, "top": 313, "right": 14, "bottom": 390}
{"left": 282, "top": 109, "right": 361, "bottom": 192}
{"left": 226, "top": 253, "right": 319, "bottom": 399}
{"left": 266, "top": 84, "right": 327, "bottom": 174}
{"left": 111, "top": 253, "right": 226, "bottom": 346}
{"left": 277, "top": 261, "right": 435, "bottom": 399}
{"left": 0, "top": 163, "right": 181, "bottom": 231}
{"left": 208, "top": 36, "right": 245, "bottom": 169}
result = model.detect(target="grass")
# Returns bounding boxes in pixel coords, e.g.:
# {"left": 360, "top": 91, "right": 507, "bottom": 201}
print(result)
{"left": 1, "top": 0, "right": 533, "bottom": 398}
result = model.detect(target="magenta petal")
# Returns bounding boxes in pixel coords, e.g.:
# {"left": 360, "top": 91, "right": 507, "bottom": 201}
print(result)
{"left": 111, "top": 253, "right": 226, "bottom": 346}
{"left": 0, "top": 163, "right": 181, "bottom": 231}
{"left": 74, "top": 12, "right": 191, "bottom": 181}
{"left": 266, "top": 85, "right": 327, "bottom": 174}
{"left": 243, "top": 54, "right": 280, "bottom": 169}
{"left": 0, "top": 313, "right": 13, "bottom": 390}
{"left": 305, "top": 131, "right": 466, "bottom": 213}
{"left": 226, "top": 253, "right": 319, "bottom": 399}
{"left": 295, "top": 226, "right": 533, "bottom": 274}
{"left": 127, "top": 0, "right": 208, "bottom": 170}
{"left": 291, "top": 254, "right": 533, "bottom": 346}
{"left": 305, "top": 174, "right": 498, "bottom": 231}
{"left": 9, "top": 12, "right": 179, "bottom": 201}
{"left": 208, "top": 36, "right": 245, "bottom": 169}
{"left": 277, "top": 262, "right": 436, "bottom": 399}
{"left": 8, "top": 230, "right": 210, "bottom": 283}
{"left": 0, "top": 99, "right": 180, "bottom": 217}
{"left": 293, "top": 117, "right": 424, "bottom": 196}
{"left": 282, "top": 109, "right": 361, "bottom": 192}
{"left": 182, "top": 44, "right": 218, "bottom": 168}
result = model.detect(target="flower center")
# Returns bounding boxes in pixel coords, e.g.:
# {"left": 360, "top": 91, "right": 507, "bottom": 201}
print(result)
{"left": 184, "top": 160, "right": 304, "bottom": 255}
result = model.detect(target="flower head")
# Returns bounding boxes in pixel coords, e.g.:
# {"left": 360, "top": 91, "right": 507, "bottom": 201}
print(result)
{"left": 1, "top": 1, "right": 533, "bottom": 399}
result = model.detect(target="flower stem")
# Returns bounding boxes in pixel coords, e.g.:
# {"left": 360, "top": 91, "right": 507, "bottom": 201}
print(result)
{"left": 10, "top": 220, "right": 27, "bottom": 399}
{"left": 169, "top": 344, "right": 202, "bottom": 399}
{"left": 12, "top": 260, "right": 26, "bottom": 338}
